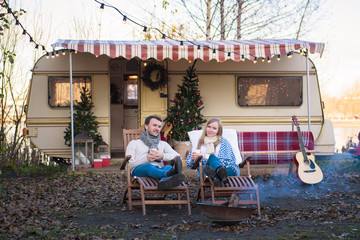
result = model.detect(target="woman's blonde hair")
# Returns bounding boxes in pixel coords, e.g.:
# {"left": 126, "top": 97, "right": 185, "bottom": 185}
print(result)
{"left": 197, "top": 118, "right": 223, "bottom": 149}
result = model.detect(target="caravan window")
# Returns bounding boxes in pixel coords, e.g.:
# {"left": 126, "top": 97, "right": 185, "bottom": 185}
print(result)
{"left": 237, "top": 76, "right": 302, "bottom": 106}
{"left": 48, "top": 76, "right": 92, "bottom": 107}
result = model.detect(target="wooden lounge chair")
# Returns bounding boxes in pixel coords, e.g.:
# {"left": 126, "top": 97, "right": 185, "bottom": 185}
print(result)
{"left": 188, "top": 129, "right": 260, "bottom": 216}
{"left": 120, "top": 129, "right": 191, "bottom": 215}
{"left": 196, "top": 159, "right": 261, "bottom": 216}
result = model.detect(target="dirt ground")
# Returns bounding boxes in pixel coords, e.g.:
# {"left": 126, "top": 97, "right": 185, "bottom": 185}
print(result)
{"left": 1, "top": 157, "right": 359, "bottom": 239}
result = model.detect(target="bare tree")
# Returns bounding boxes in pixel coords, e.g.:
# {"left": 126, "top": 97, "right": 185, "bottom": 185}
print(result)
{"left": 220, "top": 0, "right": 225, "bottom": 40}
{"left": 237, "top": 0, "right": 242, "bottom": 39}
{"left": 174, "top": 0, "right": 323, "bottom": 40}
{"left": 0, "top": 3, "right": 27, "bottom": 167}
{"left": 0, "top": 2, "right": 51, "bottom": 168}
{"left": 206, "top": 0, "right": 212, "bottom": 40}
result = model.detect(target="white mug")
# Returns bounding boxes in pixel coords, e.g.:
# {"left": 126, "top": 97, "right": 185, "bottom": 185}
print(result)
{"left": 193, "top": 149, "right": 200, "bottom": 154}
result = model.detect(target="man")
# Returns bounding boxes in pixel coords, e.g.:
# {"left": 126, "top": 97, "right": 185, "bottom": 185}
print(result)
{"left": 126, "top": 115, "right": 184, "bottom": 190}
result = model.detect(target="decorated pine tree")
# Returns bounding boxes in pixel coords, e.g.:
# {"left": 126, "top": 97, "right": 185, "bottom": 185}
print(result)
{"left": 64, "top": 86, "right": 103, "bottom": 146}
{"left": 166, "top": 60, "right": 206, "bottom": 141}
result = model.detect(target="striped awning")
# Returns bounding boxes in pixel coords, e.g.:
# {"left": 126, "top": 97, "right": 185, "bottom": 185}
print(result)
{"left": 52, "top": 39, "right": 324, "bottom": 62}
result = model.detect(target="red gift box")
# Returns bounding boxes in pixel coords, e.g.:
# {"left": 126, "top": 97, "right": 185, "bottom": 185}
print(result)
{"left": 94, "top": 159, "right": 103, "bottom": 168}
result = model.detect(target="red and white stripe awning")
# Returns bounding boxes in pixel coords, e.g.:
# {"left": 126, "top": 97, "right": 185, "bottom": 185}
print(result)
{"left": 52, "top": 39, "right": 324, "bottom": 62}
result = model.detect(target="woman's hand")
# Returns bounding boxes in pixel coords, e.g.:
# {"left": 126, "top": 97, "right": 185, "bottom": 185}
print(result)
{"left": 191, "top": 151, "right": 203, "bottom": 160}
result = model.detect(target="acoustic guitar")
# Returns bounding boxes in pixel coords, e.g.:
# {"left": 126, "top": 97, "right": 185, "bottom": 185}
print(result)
{"left": 292, "top": 116, "right": 323, "bottom": 184}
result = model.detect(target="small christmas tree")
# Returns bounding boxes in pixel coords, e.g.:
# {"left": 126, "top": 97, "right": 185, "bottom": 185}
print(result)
{"left": 64, "top": 86, "right": 103, "bottom": 146}
{"left": 166, "top": 60, "right": 206, "bottom": 141}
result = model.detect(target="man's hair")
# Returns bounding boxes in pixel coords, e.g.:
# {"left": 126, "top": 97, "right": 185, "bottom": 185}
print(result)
{"left": 144, "top": 115, "right": 162, "bottom": 125}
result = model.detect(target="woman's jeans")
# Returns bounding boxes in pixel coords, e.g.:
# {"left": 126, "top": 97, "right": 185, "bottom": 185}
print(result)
{"left": 132, "top": 163, "right": 172, "bottom": 179}
{"left": 206, "top": 154, "right": 237, "bottom": 176}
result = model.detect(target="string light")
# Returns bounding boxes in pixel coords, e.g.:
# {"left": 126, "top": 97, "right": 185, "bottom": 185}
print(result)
{"left": 92, "top": 0, "right": 305, "bottom": 62}
{"left": 267, "top": 56, "right": 271, "bottom": 63}
{"left": 3, "top": 0, "right": 309, "bottom": 62}
{"left": 2, "top": 0, "right": 50, "bottom": 56}
{"left": 277, "top": 54, "right": 281, "bottom": 61}
{"left": 180, "top": 40, "right": 184, "bottom": 48}
{"left": 62, "top": 49, "right": 66, "bottom": 55}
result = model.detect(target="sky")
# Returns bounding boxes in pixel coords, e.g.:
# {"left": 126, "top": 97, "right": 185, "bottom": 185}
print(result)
{"left": 6, "top": 0, "right": 360, "bottom": 98}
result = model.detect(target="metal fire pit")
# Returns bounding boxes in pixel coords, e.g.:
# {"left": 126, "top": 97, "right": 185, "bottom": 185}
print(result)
{"left": 197, "top": 202, "right": 255, "bottom": 223}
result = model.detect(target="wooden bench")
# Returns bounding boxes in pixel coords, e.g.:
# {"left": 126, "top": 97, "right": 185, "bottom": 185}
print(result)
{"left": 237, "top": 131, "right": 315, "bottom": 175}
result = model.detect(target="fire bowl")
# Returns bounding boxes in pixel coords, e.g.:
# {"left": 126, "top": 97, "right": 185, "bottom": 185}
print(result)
{"left": 197, "top": 202, "right": 255, "bottom": 222}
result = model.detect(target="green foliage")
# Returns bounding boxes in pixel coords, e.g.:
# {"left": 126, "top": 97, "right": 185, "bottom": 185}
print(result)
{"left": 0, "top": 163, "right": 67, "bottom": 178}
{"left": 64, "top": 86, "right": 103, "bottom": 146}
{"left": 166, "top": 60, "right": 206, "bottom": 141}
{"left": 17, "top": 164, "right": 67, "bottom": 177}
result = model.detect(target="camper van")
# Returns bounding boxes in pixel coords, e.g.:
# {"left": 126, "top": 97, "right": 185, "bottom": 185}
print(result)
{"left": 25, "top": 39, "right": 335, "bottom": 161}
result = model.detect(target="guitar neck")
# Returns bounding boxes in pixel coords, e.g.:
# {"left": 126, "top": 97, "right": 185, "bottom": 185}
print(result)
{"left": 296, "top": 126, "right": 308, "bottom": 160}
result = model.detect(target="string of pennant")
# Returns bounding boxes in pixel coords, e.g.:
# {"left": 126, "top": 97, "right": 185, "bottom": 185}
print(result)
{"left": 1, "top": 0, "right": 305, "bottom": 62}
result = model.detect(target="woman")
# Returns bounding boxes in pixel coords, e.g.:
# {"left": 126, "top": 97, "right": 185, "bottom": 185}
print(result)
{"left": 186, "top": 118, "right": 240, "bottom": 186}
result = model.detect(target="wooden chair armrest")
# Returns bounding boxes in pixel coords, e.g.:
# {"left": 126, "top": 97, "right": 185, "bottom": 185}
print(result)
{"left": 239, "top": 156, "right": 252, "bottom": 168}
{"left": 120, "top": 155, "right": 131, "bottom": 170}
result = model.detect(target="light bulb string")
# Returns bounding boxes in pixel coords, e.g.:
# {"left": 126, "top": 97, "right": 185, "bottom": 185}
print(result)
{"left": 94, "top": 0, "right": 233, "bottom": 56}
{"left": 93, "top": 0, "right": 303, "bottom": 60}
{"left": 1, "top": 0, "right": 302, "bottom": 60}
{"left": 2, "top": 0, "right": 49, "bottom": 53}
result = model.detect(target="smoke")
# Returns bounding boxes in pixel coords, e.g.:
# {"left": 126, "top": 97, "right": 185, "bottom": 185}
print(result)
{"left": 253, "top": 155, "right": 359, "bottom": 205}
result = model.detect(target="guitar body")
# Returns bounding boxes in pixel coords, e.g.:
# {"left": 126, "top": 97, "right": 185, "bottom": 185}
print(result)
{"left": 295, "top": 152, "right": 323, "bottom": 184}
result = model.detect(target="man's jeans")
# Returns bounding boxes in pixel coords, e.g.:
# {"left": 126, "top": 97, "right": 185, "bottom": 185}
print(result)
{"left": 132, "top": 163, "right": 172, "bottom": 179}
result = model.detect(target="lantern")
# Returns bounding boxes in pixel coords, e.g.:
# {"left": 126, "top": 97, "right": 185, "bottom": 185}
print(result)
{"left": 74, "top": 131, "right": 94, "bottom": 165}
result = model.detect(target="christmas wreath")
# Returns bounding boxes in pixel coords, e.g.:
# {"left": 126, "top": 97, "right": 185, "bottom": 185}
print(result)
{"left": 141, "top": 62, "right": 167, "bottom": 91}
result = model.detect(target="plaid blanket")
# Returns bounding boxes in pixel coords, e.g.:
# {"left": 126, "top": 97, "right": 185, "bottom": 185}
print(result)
{"left": 237, "top": 131, "right": 314, "bottom": 165}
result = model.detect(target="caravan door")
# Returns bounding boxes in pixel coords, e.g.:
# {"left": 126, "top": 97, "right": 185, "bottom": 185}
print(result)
{"left": 110, "top": 59, "right": 139, "bottom": 153}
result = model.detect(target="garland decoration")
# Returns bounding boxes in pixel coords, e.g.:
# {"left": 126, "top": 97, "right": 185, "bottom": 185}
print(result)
{"left": 141, "top": 62, "right": 167, "bottom": 91}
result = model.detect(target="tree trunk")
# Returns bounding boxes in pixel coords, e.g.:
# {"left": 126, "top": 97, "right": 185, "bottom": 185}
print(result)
{"left": 206, "top": 0, "right": 212, "bottom": 40}
{"left": 295, "top": 0, "right": 310, "bottom": 39}
{"left": 220, "top": 0, "right": 225, "bottom": 40}
{"left": 237, "top": 0, "right": 243, "bottom": 39}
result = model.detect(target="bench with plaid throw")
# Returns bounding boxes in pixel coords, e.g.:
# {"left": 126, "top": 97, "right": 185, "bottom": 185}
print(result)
{"left": 237, "top": 131, "right": 314, "bottom": 165}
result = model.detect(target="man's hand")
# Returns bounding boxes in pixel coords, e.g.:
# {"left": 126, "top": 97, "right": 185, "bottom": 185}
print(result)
{"left": 146, "top": 149, "right": 164, "bottom": 162}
